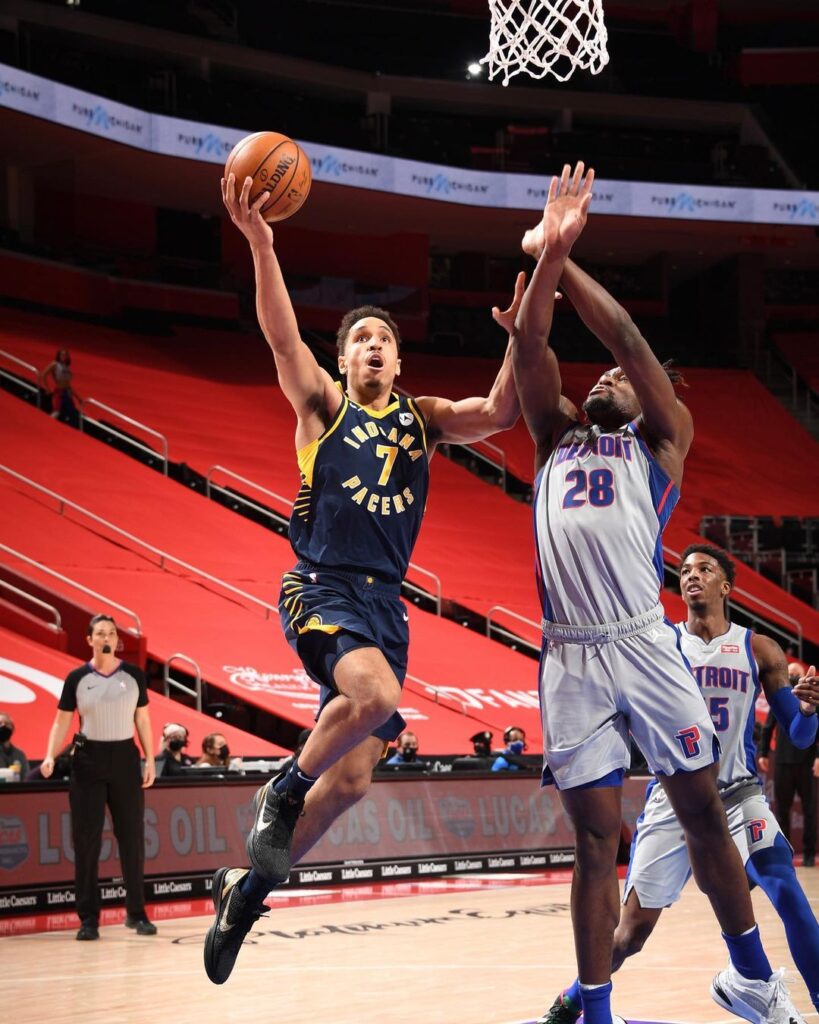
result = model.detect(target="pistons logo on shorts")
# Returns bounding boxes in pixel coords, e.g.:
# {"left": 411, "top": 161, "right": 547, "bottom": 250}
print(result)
{"left": 675, "top": 725, "right": 702, "bottom": 759}
{"left": 748, "top": 819, "right": 767, "bottom": 844}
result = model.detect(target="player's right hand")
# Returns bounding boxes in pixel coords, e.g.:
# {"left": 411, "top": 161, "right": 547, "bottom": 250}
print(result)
{"left": 793, "top": 663, "right": 819, "bottom": 714}
{"left": 40, "top": 756, "right": 54, "bottom": 778}
{"left": 540, "top": 161, "right": 594, "bottom": 262}
{"left": 221, "top": 173, "right": 273, "bottom": 249}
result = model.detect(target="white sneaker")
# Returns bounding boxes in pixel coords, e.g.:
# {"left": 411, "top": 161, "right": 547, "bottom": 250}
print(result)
{"left": 710, "top": 964, "right": 806, "bottom": 1024}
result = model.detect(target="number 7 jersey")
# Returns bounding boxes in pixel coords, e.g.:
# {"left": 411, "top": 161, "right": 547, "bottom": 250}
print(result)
{"left": 288, "top": 386, "right": 429, "bottom": 584}
{"left": 534, "top": 421, "right": 679, "bottom": 626}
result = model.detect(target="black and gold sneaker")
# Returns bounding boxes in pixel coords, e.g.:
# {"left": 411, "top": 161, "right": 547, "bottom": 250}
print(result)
{"left": 204, "top": 867, "right": 268, "bottom": 985}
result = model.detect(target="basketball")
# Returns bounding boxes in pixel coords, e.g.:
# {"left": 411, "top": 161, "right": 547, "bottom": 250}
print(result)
{"left": 224, "top": 131, "right": 312, "bottom": 223}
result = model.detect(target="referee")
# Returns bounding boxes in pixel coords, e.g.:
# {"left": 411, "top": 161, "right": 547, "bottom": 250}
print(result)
{"left": 41, "top": 614, "right": 157, "bottom": 940}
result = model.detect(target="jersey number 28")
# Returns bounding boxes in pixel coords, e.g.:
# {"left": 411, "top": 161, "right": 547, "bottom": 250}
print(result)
{"left": 562, "top": 468, "right": 615, "bottom": 509}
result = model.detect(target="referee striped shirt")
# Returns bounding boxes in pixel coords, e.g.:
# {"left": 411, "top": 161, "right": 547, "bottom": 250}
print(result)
{"left": 58, "top": 661, "right": 149, "bottom": 741}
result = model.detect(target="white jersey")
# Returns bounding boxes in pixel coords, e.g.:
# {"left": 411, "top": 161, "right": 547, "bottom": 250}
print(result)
{"left": 677, "top": 621, "right": 761, "bottom": 794}
{"left": 534, "top": 421, "right": 678, "bottom": 627}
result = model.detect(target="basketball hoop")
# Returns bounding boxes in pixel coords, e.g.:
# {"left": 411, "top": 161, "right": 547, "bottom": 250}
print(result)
{"left": 480, "top": 0, "right": 609, "bottom": 86}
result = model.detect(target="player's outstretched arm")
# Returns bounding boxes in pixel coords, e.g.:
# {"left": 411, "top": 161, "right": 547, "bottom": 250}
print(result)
{"left": 559, "top": 259, "right": 692, "bottom": 455}
{"left": 221, "top": 174, "right": 338, "bottom": 427}
{"left": 513, "top": 163, "right": 592, "bottom": 466}
{"left": 416, "top": 273, "right": 526, "bottom": 450}
{"left": 754, "top": 636, "right": 818, "bottom": 749}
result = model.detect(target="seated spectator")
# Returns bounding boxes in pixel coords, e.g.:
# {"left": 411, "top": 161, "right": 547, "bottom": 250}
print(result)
{"left": 470, "top": 730, "right": 493, "bottom": 758}
{"left": 0, "top": 711, "right": 29, "bottom": 778}
{"left": 386, "top": 731, "right": 420, "bottom": 765}
{"left": 157, "top": 723, "right": 195, "bottom": 777}
{"left": 197, "top": 732, "right": 231, "bottom": 767}
{"left": 492, "top": 726, "right": 528, "bottom": 772}
{"left": 42, "top": 349, "right": 80, "bottom": 427}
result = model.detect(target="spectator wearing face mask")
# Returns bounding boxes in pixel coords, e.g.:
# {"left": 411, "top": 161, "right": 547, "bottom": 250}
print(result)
{"left": 470, "top": 730, "right": 493, "bottom": 759}
{"left": 197, "top": 732, "right": 231, "bottom": 767}
{"left": 0, "top": 712, "right": 29, "bottom": 779}
{"left": 157, "top": 723, "right": 195, "bottom": 777}
{"left": 492, "top": 727, "right": 528, "bottom": 771}
{"left": 386, "top": 731, "right": 420, "bottom": 765}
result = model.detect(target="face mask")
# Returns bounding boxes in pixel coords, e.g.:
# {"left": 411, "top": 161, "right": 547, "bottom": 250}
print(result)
{"left": 0, "top": 726, "right": 12, "bottom": 743}
{"left": 218, "top": 745, "right": 230, "bottom": 760}
{"left": 401, "top": 748, "right": 417, "bottom": 762}
{"left": 168, "top": 738, "right": 185, "bottom": 752}
{"left": 508, "top": 740, "right": 525, "bottom": 755}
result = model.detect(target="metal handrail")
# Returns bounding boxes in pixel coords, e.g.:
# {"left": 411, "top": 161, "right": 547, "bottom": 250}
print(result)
{"left": 0, "top": 545, "right": 142, "bottom": 635}
{"left": 0, "top": 578, "right": 62, "bottom": 631}
{"left": 664, "top": 544, "right": 803, "bottom": 658}
{"left": 206, "top": 465, "right": 294, "bottom": 511}
{"left": 0, "top": 349, "right": 42, "bottom": 407}
{"left": 486, "top": 604, "right": 541, "bottom": 652}
{"left": 405, "top": 562, "right": 442, "bottom": 615}
{"left": 79, "top": 398, "right": 170, "bottom": 476}
{"left": 0, "top": 465, "right": 279, "bottom": 621}
{"left": 405, "top": 673, "right": 470, "bottom": 715}
{"left": 163, "top": 653, "right": 203, "bottom": 712}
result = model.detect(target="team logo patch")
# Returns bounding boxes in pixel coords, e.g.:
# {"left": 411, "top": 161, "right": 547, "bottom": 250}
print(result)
{"left": 721, "top": 643, "right": 740, "bottom": 654}
{"left": 748, "top": 818, "right": 767, "bottom": 843}
{"left": 675, "top": 725, "right": 702, "bottom": 759}
{"left": 399, "top": 412, "right": 414, "bottom": 426}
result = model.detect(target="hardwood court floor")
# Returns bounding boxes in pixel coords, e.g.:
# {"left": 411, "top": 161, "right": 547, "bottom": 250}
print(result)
{"left": 3, "top": 868, "right": 818, "bottom": 1024}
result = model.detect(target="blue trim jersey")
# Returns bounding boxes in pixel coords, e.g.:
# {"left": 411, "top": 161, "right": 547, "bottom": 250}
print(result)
{"left": 288, "top": 386, "right": 430, "bottom": 584}
{"left": 534, "top": 421, "right": 679, "bottom": 626}
{"left": 677, "top": 621, "right": 761, "bottom": 795}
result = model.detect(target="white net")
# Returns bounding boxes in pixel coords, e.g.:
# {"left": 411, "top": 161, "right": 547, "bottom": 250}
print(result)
{"left": 480, "top": 0, "right": 609, "bottom": 86}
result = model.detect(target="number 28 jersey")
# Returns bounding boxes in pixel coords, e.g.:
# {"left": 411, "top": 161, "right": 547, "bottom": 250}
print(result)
{"left": 288, "top": 386, "right": 429, "bottom": 585}
{"left": 534, "top": 421, "right": 679, "bottom": 626}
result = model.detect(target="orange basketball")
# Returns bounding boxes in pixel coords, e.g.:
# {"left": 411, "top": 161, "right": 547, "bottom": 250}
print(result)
{"left": 225, "top": 131, "right": 312, "bottom": 223}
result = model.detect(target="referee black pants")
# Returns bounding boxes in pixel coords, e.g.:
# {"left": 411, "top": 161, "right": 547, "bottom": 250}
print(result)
{"left": 70, "top": 738, "right": 145, "bottom": 923}
{"left": 774, "top": 759, "right": 816, "bottom": 859}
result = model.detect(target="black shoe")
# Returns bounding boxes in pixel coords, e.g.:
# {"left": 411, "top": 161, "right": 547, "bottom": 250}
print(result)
{"left": 125, "top": 913, "right": 157, "bottom": 935}
{"left": 204, "top": 867, "right": 268, "bottom": 985}
{"left": 536, "top": 994, "right": 582, "bottom": 1024}
{"left": 245, "top": 779, "right": 303, "bottom": 883}
{"left": 804, "top": 854, "right": 815, "bottom": 867}
{"left": 76, "top": 920, "right": 99, "bottom": 941}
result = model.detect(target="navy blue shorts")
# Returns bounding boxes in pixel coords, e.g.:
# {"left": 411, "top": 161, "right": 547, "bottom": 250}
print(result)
{"left": 279, "top": 561, "right": 408, "bottom": 742}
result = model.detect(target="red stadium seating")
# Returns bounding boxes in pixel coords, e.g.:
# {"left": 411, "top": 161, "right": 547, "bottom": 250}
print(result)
{"left": 0, "top": 309, "right": 687, "bottom": 637}
{"left": 0, "top": 391, "right": 546, "bottom": 751}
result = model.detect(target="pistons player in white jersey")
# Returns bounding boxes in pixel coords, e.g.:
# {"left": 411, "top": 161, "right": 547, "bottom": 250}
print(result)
{"left": 541, "top": 545, "right": 819, "bottom": 1024}
{"left": 513, "top": 162, "right": 805, "bottom": 1024}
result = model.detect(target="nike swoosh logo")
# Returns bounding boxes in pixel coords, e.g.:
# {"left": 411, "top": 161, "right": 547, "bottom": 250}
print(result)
{"left": 403, "top": 613, "right": 409, "bottom": 622}
{"left": 86, "top": 685, "right": 99, "bottom": 691}
{"left": 254, "top": 785, "right": 272, "bottom": 833}
{"left": 217, "top": 913, "right": 234, "bottom": 933}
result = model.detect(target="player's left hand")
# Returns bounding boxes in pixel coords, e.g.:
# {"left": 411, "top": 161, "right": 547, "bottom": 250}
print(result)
{"left": 491, "top": 272, "right": 526, "bottom": 335}
{"left": 142, "top": 758, "right": 156, "bottom": 789}
{"left": 793, "top": 664, "right": 819, "bottom": 715}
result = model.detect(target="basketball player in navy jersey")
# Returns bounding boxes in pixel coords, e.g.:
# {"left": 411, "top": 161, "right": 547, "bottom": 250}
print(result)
{"left": 513, "top": 162, "right": 805, "bottom": 1024}
{"left": 541, "top": 544, "right": 819, "bottom": 1023}
{"left": 204, "top": 173, "right": 527, "bottom": 983}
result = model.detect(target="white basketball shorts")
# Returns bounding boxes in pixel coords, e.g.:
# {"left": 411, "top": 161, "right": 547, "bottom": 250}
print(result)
{"left": 539, "top": 613, "right": 716, "bottom": 790}
{"left": 623, "top": 779, "right": 783, "bottom": 909}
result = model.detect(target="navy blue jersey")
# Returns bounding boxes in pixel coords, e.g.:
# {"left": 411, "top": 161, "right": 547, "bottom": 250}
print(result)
{"left": 288, "top": 386, "right": 429, "bottom": 583}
